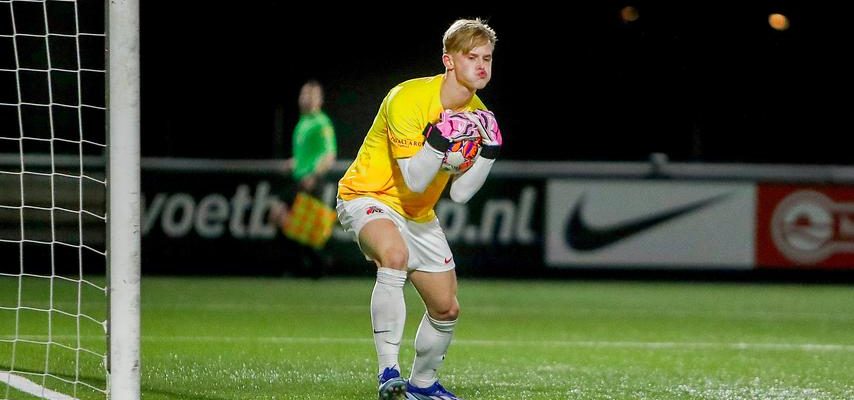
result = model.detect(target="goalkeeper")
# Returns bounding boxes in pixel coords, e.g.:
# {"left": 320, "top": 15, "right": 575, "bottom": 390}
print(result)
{"left": 270, "top": 80, "right": 337, "bottom": 277}
{"left": 336, "top": 18, "right": 502, "bottom": 400}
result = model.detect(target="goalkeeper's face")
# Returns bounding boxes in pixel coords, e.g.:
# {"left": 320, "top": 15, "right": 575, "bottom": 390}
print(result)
{"left": 449, "top": 43, "right": 493, "bottom": 91}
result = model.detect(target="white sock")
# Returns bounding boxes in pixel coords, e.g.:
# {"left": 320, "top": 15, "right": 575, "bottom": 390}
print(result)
{"left": 409, "top": 313, "right": 456, "bottom": 388}
{"left": 372, "top": 267, "right": 408, "bottom": 375}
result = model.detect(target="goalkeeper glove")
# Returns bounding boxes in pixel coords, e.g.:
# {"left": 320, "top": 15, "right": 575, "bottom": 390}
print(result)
{"left": 464, "top": 109, "right": 502, "bottom": 159}
{"left": 423, "top": 110, "right": 479, "bottom": 152}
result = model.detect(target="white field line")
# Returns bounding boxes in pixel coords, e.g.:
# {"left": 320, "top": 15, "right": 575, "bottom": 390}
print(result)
{"left": 7, "top": 301, "right": 851, "bottom": 323}
{"left": 4, "top": 334, "right": 853, "bottom": 352}
{"left": 147, "top": 336, "right": 854, "bottom": 352}
{"left": 0, "top": 372, "right": 79, "bottom": 400}
{"left": 16, "top": 334, "right": 849, "bottom": 352}
{"left": 133, "top": 303, "right": 854, "bottom": 323}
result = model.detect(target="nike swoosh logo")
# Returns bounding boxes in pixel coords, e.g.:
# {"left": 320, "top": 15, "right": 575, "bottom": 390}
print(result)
{"left": 373, "top": 329, "right": 391, "bottom": 334}
{"left": 444, "top": 257, "right": 453, "bottom": 264}
{"left": 566, "top": 193, "right": 730, "bottom": 251}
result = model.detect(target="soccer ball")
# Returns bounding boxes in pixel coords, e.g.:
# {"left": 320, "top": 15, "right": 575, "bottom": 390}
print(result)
{"left": 441, "top": 138, "right": 481, "bottom": 174}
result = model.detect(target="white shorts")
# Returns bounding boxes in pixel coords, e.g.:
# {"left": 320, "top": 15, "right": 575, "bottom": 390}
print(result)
{"left": 336, "top": 197, "right": 455, "bottom": 272}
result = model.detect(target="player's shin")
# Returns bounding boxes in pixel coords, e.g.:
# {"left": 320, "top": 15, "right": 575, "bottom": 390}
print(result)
{"left": 409, "top": 313, "right": 457, "bottom": 388}
{"left": 371, "top": 267, "right": 408, "bottom": 374}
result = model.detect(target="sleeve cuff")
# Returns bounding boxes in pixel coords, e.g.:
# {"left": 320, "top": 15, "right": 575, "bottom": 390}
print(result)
{"left": 422, "top": 123, "right": 451, "bottom": 152}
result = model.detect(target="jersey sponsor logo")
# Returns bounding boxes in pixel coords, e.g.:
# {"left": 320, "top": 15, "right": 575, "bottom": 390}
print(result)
{"left": 366, "top": 206, "right": 384, "bottom": 215}
{"left": 566, "top": 193, "right": 729, "bottom": 251}
{"left": 389, "top": 136, "right": 422, "bottom": 148}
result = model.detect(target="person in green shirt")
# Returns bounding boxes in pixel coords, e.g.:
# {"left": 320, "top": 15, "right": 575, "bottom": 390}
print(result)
{"left": 290, "top": 80, "right": 337, "bottom": 194}
{"left": 270, "top": 80, "right": 338, "bottom": 277}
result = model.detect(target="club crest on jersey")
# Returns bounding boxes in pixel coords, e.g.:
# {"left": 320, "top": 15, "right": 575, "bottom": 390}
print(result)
{"left": 366, "top": 206, "right": 384, "bottom": 215}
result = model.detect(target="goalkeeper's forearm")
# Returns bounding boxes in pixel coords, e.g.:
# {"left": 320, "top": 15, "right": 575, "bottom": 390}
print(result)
{"left": 449, "top": 152, "right": 497, "bottom": 204}
{"left": 396, "top": 143, "right": 444, "bottom": 193}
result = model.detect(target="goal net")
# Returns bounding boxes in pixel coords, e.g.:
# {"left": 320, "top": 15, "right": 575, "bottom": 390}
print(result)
{"left": 0, "top": 1, "right": 139, "bottom": 399}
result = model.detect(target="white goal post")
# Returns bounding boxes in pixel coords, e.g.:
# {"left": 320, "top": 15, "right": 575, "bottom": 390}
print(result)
{"left": 107, "top": 0, "right": 140, "bottom": 399}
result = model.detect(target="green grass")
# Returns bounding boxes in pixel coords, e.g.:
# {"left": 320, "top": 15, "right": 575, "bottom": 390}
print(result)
{"left": 3, "top": 276, "right": 854, "bottom": 399}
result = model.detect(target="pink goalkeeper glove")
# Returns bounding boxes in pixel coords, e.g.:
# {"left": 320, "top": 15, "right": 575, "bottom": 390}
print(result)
{"left": 423, "top": 110, "right": 480, "bottom": 152}
{"left": 433, "top": 110, "right": 479, "bottom": 142}
{"left": 466, "top": 109, "right": 502, "bottom": 147}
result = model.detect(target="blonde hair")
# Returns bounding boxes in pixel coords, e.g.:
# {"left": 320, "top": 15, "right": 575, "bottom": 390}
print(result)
{"left": 442, "top": 18, "right": 497, "bottom": 54}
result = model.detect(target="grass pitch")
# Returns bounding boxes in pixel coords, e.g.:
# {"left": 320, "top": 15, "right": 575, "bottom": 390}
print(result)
{"left": 2, "top": 276, "right": 853, "bottom": 399}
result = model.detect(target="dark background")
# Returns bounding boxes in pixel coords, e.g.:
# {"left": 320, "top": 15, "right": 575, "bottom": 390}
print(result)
{"left": 140, "top": 1, "right": 852, "bottom": 164}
